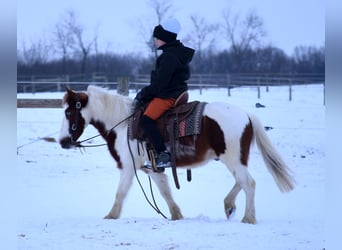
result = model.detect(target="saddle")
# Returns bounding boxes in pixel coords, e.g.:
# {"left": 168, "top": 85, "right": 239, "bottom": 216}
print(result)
{"left": 128, "top": 92, "right": 207, "bottom": 189}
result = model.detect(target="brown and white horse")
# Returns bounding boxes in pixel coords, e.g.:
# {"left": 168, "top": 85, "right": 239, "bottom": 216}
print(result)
{"left": 58, "top": 85, "right": 295, "bottom": 224}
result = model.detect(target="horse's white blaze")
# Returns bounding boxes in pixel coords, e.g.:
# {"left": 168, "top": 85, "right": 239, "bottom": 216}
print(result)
{"left": 58, "top": 104, "right": 70, "bottom": 142}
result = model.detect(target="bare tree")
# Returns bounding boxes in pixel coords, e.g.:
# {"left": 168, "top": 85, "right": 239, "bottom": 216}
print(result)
{"left": 67, "top": 10, "right": 96, "bottom": 75}
{"left": 18, "top": 39, "right": 51, "bottom": 65}
{"left": 135, "top": 0, "right": 174, "bottom": 59}
{"left": 52, "top": 18, "right": 74, "bottom": 76}
{"left": 53, "top": 9, "right": 97, "bottom": 76}
{"left": 93, "top": 31, "right": 100, "bottom": 73}
{"left": 293, "top": 45, "right": 325, "bottom": 73}
{"left": 186, "top": 15, "right": 218, "bottom": 72}
{"left": 222, "top": 9, "right": 266, "bottom": 72}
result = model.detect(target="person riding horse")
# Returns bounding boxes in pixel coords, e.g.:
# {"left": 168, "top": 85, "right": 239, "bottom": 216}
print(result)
{"left": 133, "top": 18, "right": 195, "bottom": 172}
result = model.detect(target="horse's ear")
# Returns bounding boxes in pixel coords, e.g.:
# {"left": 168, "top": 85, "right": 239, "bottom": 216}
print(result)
{"left": 65, "top": 86, "right": 75, "bottom": 96}
{"left": 63, "top": 86, "right": 75, "bottom": 103}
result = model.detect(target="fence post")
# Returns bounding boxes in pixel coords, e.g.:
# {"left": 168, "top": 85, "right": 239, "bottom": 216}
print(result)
{"left": 117, "top": 77, "right": 130, "bottom": 96}
{"left": 227, "top": 74, "right": 231, "bottom": 97}
{"left": 257, "top": 78, "right": 260, "bottom": 99}
{"left": 289, "top": 79, "right": 292, "bottom": 101}
{"left": 323, "top": 81, "right": 325, "bottom": 105}
{"left": 57, "top": 77, "right": 61, "bottom": 92}
{"left": 199, "top": 74, "right": 202, "bottom": 95}
{"left": 31, "top": 75, "right": 36, "bottom": 94}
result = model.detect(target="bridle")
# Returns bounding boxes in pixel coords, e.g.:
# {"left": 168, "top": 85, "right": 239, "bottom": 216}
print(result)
{"left": 66, "top": 93, "right": 136, "bottom": 148}
{"left": 69, "top": 93, "right": 82, "bottom": 144}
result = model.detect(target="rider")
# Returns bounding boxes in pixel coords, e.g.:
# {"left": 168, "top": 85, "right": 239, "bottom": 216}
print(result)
{"left": 133, "top": 18, "right": 195, "bottom": 171}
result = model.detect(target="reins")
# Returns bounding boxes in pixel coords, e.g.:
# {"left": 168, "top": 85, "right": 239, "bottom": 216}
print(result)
{"left": 74, "top": 112, "right": 136, "bottom": 148}
{"left": 127, "top": 131, "right": 168, "bottom": 219}
{"left": 73, "top": 108, "right": 168, "bottom": 219}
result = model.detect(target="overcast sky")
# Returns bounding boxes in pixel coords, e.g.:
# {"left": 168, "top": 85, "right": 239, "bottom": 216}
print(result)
{"left": 17, "top": 0, "right": 325, "bottom": 57}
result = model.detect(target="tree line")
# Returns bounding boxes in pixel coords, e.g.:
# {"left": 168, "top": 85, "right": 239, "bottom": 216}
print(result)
{"left": 17, "top": 0, "right": 324, "bottom": 80}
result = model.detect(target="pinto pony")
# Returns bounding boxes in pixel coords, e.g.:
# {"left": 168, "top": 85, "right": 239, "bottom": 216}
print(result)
{"left": 58, "top": 85, "right": 295, "bottom": 224}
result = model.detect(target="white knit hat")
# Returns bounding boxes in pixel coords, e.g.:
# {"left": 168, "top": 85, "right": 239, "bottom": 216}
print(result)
{"left": 153, "top": 18, "right": 181, "bottom": 42}
{"left": 161, "top": 18, "right": 181, "bottom": 34}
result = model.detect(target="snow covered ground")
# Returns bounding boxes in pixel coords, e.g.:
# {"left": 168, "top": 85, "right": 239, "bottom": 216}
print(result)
{"left": 17, "top": 84, "right": 325, "bottom": 249}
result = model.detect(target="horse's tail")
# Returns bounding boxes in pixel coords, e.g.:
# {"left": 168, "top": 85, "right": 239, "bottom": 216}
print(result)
{"left": 248, "top": 113, "right": 295, "bottom": 192}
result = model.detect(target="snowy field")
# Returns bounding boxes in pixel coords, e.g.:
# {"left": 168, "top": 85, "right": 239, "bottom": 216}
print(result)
{"left": 17, "top": 84, "right": 325, "bottom": 249}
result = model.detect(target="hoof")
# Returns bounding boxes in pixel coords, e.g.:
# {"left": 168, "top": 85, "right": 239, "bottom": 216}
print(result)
{"left": 104, "top": 213, "right": 117, "bottom": 219}
{"left": 241, "top": 216, "right": 256, "bottom": 224}
{"left": 171, "top": 214, "right": 184, "bottom": 220}
{"left": 225, "top": 206, "right": 236, "bottom": 219}
{"left": 170, "top": 206, "right": 183, "bottom": 220}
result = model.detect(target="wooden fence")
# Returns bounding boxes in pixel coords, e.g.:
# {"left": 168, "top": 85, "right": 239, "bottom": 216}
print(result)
{"left": 17, "top": 73, "right": 324, "bottom": 92}
{"left": 17, "top": 73, "right": 325, "bottom": 108}
{"left": 17, "top": 99, "right": 63, "bottom": 108}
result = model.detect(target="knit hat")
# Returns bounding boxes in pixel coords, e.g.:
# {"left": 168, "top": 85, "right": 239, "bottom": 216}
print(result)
{"left": 153, "top": 18, "right": 181, "bottom": 43}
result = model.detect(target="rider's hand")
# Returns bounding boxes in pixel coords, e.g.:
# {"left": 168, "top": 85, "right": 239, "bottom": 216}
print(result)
{"left": 132, "top": 98, "right": 143, "bottom": 112}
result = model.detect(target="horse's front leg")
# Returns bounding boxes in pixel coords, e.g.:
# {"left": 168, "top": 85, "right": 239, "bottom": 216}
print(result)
{"left": 104, "top": 167, "right": 134, "bottom": 219}
{"left": 149, "top": 172, "right": 183, "bottom": 220}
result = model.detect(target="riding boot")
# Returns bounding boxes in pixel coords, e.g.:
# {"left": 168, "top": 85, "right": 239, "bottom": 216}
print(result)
{"left": 141, "top": 115, "right": 166, "bottom": 153}
{"left": 141, "top": 115, "right": 171, "bottom": 171}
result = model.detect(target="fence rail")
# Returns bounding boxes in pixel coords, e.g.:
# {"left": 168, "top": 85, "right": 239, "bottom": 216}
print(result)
{"left": 17, "top": 99, "right": 63, "bottom": 108}
{"left": 17, "top": 73, "right": 324, "bottom": 93}
{"left": 17, "top": 73, "right": 325, "bottom": 108}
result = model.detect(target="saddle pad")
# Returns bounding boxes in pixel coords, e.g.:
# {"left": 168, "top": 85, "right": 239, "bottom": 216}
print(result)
{"left": 127, "top": 101, "right": 207, "bottom": 141}
{"left": 175, "top": 102, "right": 206, "bottom": 138}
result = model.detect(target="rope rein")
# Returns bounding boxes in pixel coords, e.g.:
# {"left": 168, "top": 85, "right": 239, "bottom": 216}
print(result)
{"left": 75, "top": 109, "right": 168, "bottom": 219}
{"left": 126, "top": 129, "right": 168, "bottom": 219}
{"left": 75, "top": 112, "right": 136, "bottom": 148}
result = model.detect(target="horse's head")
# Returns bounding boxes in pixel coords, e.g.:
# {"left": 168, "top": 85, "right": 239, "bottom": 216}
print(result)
{"left": 59, "top": 87, "right": 89, "bottom": 149}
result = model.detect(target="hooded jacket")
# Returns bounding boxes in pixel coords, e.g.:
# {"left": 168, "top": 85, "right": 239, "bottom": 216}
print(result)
{"left": 136, "top": 40, "right": 195, "bottom": 103}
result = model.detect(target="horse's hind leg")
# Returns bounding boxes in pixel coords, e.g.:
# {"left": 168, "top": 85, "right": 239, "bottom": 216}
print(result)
{"left": 224, "top": 163, "right": 256, "bottom": 224}
{"left": 236, "top": 165, "right": 256, "bottom": 224}
{"left": 224, "top": 182, "right": 242, "bottom": 219}
{"left": 104, "top": 168, "right": 134, "bottom": 219}
{"left": 149, "top": 172, "right": 183, "bottom": 220}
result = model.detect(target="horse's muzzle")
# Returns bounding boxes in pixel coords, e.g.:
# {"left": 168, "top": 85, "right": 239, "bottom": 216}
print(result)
{"left": 59, "top": 137, "right": 75, "bottom": 149}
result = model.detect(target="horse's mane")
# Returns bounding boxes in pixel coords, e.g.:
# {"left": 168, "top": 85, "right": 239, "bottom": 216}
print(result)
{"left": 86, "top": 85, "right": 133, "bottom": 123}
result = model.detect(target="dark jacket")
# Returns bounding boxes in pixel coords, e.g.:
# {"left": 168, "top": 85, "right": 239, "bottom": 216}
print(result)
{"left": 136, "top": 40, "right": 195, "bottom": 103}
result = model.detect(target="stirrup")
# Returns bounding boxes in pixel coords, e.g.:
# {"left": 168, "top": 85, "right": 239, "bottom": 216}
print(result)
{"left": 143, "top": 149, "right": 171, "bottom": 173}
{"left": 155, "top": 151, "right": 171, "bottom": 169}
{"left": 143, "top": 161, "right": 165, "bottom": 173}
{"left": 156, "top": 161, "right": 171, "bottom": 169}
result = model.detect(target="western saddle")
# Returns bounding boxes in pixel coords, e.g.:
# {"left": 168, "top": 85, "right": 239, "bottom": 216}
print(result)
{"left": 128, "top": 91, "right": 207, "bottom": 189}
